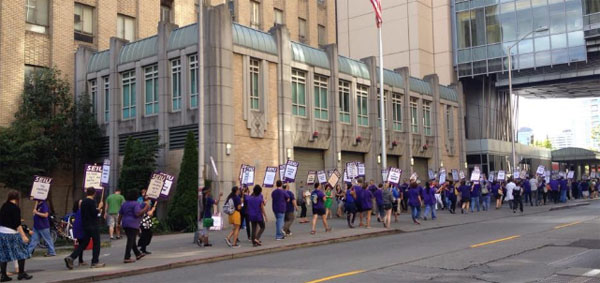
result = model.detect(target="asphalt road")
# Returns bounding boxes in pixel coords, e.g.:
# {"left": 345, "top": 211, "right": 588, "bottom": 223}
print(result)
{"left": 104, "top": 202, "right": 600, "bottom": 283}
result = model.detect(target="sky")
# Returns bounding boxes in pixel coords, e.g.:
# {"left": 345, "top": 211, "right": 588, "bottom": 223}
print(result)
{"left": 518, "top": 97, "right": 589, "bottom": 142}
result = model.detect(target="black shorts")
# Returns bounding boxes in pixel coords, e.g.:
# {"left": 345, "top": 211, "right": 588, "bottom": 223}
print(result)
{"left": 392, "top": 201, "right": 398, "bottom": 212}
{"left": 462, "top": 197, "right": 471, "bottom": 203}
{"left": 345, "top": 202, "right": 357, "bottom": 213}
{"left": 313, "top": 208, "right": 326, "bottom": 216}
{"left": 355, "top": 202, "right": 363, "bottom": 212}
{"left": 383, "top": 204, "right": 393, "bottom": 210}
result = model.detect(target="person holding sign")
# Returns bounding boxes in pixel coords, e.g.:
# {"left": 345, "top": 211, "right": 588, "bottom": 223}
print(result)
{"left": 247, "top": 185, "right": 267, "bottom": 247}
{"left": 138, "top": 194, "right": 157, "bottom": 255}
{"left": 27, "top": 199, "right": 56, "bottom": 257}
{"left": 118, "top": 191, "right": 149, "bottom": 263}
{"left": 310, "top": 183, "right": 332, "bottom": 234}
{"left": 0, "top": 191, "right": 33, "bottom": 281}
{"left": 64, "top": 188, "right": 104, "bottom": 270}
{"left": 199, "top": 187, "right": 222, "bottom": 247}
{"left": 406, "top": 181, "right": 423, "bottom": 225}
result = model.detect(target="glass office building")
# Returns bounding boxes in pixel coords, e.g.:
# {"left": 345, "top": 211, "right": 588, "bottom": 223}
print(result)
{"left": 453, "top": 0, "right": 598, "bottom": 77}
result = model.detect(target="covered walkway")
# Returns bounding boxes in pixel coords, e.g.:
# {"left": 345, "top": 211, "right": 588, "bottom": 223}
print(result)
{"left": 551, "top": 147, "right": 600, "bottom": 179}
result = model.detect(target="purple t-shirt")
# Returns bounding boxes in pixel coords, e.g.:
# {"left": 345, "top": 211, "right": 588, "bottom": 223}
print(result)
{"left": 286, "top": 191, "right": 295, "bottom": 213}
{"left": 33, "top": 201, "right": 50, "bottom": 230}
{"left": 246, "top": 195, "right": 264, "bottom": 222}
{"left": 361, "top": 189, "right": 373, "bottom": 210}
{"left": 311, "top": 190, "right": 325, "bottom": 210}
{"left": 72, "top": 210, "right": 83, "bottom": 239}
{"left": 472, "top": 184, "right": 481, "bottom": 197}
{"left": 374, "top": 189, "right": 384, "bottom": 206}
{"left": 353, "top": 186, "right": 363, "bottom": 203}
{"left": 459, "top": 185, "right": 471, "bottom": 198}
{"left": 549, "top": 180, "right": 559, "bottom": 191}
{"left": 271, "top": 188, "right": 288, "bottom": 214}
{"left": 407, "top": 187, "right": 421, "bottom": 207}
{"left": 119, "top": 201, "right": 144, "bottom": 229}
{"left": 423, "top": 187, "right": 436, "bottom": 205}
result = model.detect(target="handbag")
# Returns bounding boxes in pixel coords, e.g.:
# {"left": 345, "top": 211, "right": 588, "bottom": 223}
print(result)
{"left": 202, "top": 217, "right": 214, "bottom": 228}
{"left": 140, "top": 215, "right": 153, "bottom": 230}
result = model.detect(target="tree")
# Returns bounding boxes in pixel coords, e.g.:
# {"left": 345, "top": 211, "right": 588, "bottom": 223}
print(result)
{"left": 167, "top": 131, "right": 198, "bottom": 232}
{"left": 0, "top": 67, "right": 100, "bottom": 194}
{"left": 533, "top": 137, "right": 553, "bottom": 149}
{"left": 117, "top": 136, "right": 158, "bottom": 196}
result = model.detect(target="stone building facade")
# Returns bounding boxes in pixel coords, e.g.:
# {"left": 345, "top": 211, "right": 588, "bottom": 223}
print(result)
{"left": 75, "top": 3, "right": 466, "bottom": 208}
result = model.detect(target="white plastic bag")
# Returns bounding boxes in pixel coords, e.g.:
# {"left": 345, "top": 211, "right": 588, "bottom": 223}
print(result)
{"left": 210, "top": 213, "right": 223, "bottom": 231}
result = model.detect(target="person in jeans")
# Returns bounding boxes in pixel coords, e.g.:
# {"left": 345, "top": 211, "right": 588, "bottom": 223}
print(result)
{"left": 470, "top": 181, "right": 481, "bottom": 213}
{"left": 271, "top": 181, "right": 288, "bottom": 240}
{"left": 27, "top": 199, "right": 56, "bottom": 257}
{"left": 422, "top": 182, "right": 437, "bottom": 221}
{"left": 104, "top": 188, "right": 125, "bottom": 240}
{"left": 283, "top": 184, "right": 297, "bottom": 237}
{"left": 407, "top": 181, "right": 422, "bottom": 224}
{"left": 529, "top": 177, "right": 539, "bottom": 206}
{"left": 119, "top": 190, "right": 149, "bottom": 263}
{"left": 247, "top": 185, "right": 267, "bottom": 247}
{"left": 65, "top": 187, "right": 105, "bottom": 269}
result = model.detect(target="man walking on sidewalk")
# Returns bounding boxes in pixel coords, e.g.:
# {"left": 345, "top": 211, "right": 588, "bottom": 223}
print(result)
{"left": 271, "top": 181, "right": 289, "bottom": 240}
{"left": 27, "top": 199, "right": 56, "bottom": 257}
{"left": 283, "top": 184, "right": 297, "bottom": 236}
{"left": 529, "top": 176, "right": 539, "bottom": 206}
{"left": 64, "top": 188, "right": 105, "bottom": 269}
{"left": 105, "top": 188, "right": 125, "bottom": 240}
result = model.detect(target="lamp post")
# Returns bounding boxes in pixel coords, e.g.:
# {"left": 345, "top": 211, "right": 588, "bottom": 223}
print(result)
{"left": 508, "top": 26, "right": 548, "bottom": 175}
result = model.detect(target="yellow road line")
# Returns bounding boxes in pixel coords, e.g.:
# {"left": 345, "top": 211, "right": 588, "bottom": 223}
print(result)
{"left": 554, "top": 220, "right": 583, "bottom": 230}
{"left": 470, "top": 235, "right": 521, "bottom": 248}
{"left": 305, "top": 270, "right": 366, "bottom": 283}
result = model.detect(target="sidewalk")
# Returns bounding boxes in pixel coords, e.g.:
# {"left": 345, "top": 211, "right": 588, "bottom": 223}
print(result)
{"left": 20, "top": 199, "right": 593, "bottom": 283}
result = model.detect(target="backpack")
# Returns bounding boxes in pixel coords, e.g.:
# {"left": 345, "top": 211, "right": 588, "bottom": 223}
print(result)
{"left": 223, "top": 198, "right": 235, "bottom": 215}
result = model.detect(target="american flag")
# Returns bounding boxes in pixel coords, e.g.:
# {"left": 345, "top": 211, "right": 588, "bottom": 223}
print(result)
{"left": 370, "top": 0, "right": 383, "bottom": 28}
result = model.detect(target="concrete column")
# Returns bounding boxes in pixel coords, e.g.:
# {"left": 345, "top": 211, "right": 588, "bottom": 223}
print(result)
{"left": 395, "top": 67, "right": 412, "bottom": 175}
{"left": 270, "top": 24, "right": 294, "bottom": 165}
{"left": 205, "top": 4, "right": 235, "bottom": 196}
{"left": 425, "top": 74, "right": 442, "bottom": 172}
{"left": 108, "top": 37, "right": 127, "bottom": 192}
{"left": 74, "top": 47, "right": 95, "bottom": 99}
{"left": 157, "top": 22, "right": 177, "bottom": 171}
{"left": 456, "top": 81, "right": 467, "bottom": 172}
{"left": 324, "top": 44, "right": 341, "bottom": 172}
{"left": 362, "top": 56, "right": 380, "bottom": 181}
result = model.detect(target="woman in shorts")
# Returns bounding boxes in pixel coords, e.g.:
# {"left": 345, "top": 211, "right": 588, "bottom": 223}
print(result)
{"left": 310, "top": 183, "right": 331, "bottom": 234}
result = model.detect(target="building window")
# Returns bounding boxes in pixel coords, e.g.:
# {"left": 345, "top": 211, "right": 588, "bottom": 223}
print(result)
{"left": 470, "top": 8, "right": 485, "bottom": 47}
{"left": 250, "top": 0, "right": 261, "bottom": 29}
{"left": 314, "top": 75, "right": 328, "bottom": 120}
{"left": 318, "top": 25, "right": 326, "bottom": 46}
{"left": 423, "top": 101, "right": 432, "bottom": 136}
{"left": 117, "top": 14, "right": 135, "bottom": 41}
{"left": 585, "top": 0, "right": 600, "bottom": 14}
{"left": 456, "top": 11, "right": 471, "bottom": 49}
{"left": 339, "top": 80, "right": 351, "bottom": 123}
{"left": 25, "top": 0, "right": 48, "bottom": 33}
{"left": 485, "top": 6, "right": 500, "bottom": 44}
{"left": 249, "top": 58, "right": 260, "bottom": 110}
{"left": 446, "top": 106, "right": 454, "bottom": 141}
{"left": 161, "top": 4, "right": 172, "bottom": 23}
{"left": 24, "top": 65, "right": 45, "bottom": 79}
{"left": 356, "top": 84, "right": 368, "bottom": 126}
{"left": 392, "top": 92, "right": 402, "bottom": 131}
{"left": 291, "top": 69, "right": 306, "bottom": 117}
{"left": 298, "top": 18, "right": 307, "bottom": 42}
{"left": 377, "top": 90, "right": 387, "bottom": 127}
{"left": 171, "top": 59, "right": 181, "bottom": 111}
{"left": 189, "top": 54, "right": 198, "bottom": 109}
{"left": 228, "top": 0, "right": 236, "bottom": 21}
{"left": 103, "top": 77, "right": 109, "bottom": 122}
{"left": 89, "top": 79, "right": 97, "bottom": 117}
{"left": 74, "top": 3, "right": 94, "bottom": 42}
{"left": 122, "top": 71, "right": 136, "bottom": 120}
{"left": 144, "top": 65, "right": 159, "bottom": 115}
{"left": 410, "top": 98, "right": 418, "bottom": 133}
{"left": 274, "top": 8, "right": 284, "bottom": 25}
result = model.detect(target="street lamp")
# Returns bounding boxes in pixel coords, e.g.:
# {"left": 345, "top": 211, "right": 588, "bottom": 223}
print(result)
{"left": 508, "top": 26, "right": 549, "bottom": 174}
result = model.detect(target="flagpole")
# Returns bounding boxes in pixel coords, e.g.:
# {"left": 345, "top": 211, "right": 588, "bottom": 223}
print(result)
{"left": 378, "top": 25, "right": 387, "bottom": 171}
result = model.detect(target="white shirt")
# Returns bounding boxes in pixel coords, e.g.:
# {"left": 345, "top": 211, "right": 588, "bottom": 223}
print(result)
{"left": 530, "top": 178, "right": 538, "bottom": 191}
{"left": 505, "top": 182, "right": 516, "bottom": 201}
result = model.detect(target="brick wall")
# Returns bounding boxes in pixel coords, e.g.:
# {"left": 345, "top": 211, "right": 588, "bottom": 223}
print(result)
{"left": 0, "top": 0, "right": 26, "bottom": 127}
{"left": 97, "top": 0, "right": 118, "bottom": 50}
{"left": 174, "top": 0, "right": 197, "bottom": 27}
{"left": 24, "top": 32, "right": 51, "bottom": 67}
{"left": 138, "top": 0, "right": 160, "bottom": 38}
{"left": 118, "top": 0, "right": 137, "bottom": 17}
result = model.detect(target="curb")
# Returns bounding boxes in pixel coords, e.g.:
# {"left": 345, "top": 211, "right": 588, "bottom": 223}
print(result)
{"left": 549, "top": 202, "right": 590, "bottom": 211}
{"left": 50, "top": 229, "right": 403, "bottom": 283}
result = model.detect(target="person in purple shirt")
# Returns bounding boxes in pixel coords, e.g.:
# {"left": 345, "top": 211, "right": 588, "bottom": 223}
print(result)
{"left": 407, "top": 181, "right": 422, "bottom": 224}
{"left": 70, "top": 201, "right": 85, "bottom": 266}
{"left": 283, "top": 185, "right": 297, "bottom": 237}
{"left": 353, "top": 179, "right": 365, "bottom": 227}
{"left": 422, "top": 182, "right": 437, "bottom": 220}
{"left": 374, "top": 184, "right": 384, "bottom": 223}
{"left": 118, "top": 190, "right": 149, "bottom": 263}
{"left": 559, "top": 178, "right": 568, "bottom": 203}
{"left": 27, "top": 200, "right": 55, "bottom": 257}
{"left": 310, "top": 183, "right": 331, "bottom": 234}
{"left": 458, "top": 181, "right": 471, "bottom": 214}
{"left": 492, "top": 181, "right": 502, "bottom": 209}
{"left": 367, "top": 180, "right": 378, "bottom": 219}
{"left": 345, "top": 184, "right": 357, "bottom": 228}
{"left": 549, "top": 179, "right": 560, "bottom": 204}
{"left": 522, "top": 177, "right": 532, "bottom": 206}
{"left": 247, "top": 185, "right": 267, "bottom": 247}
{"left": 470, "top": 182, "right": 481, "bottom": 213}
{"left": 199, "top": 186, "right": 221, "bottom": 247}
{"left": 361, "top": 185, "right": 374, "bottom": 228}
{"left": 271, "top": 181, "right": 289, "bottom": 240}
